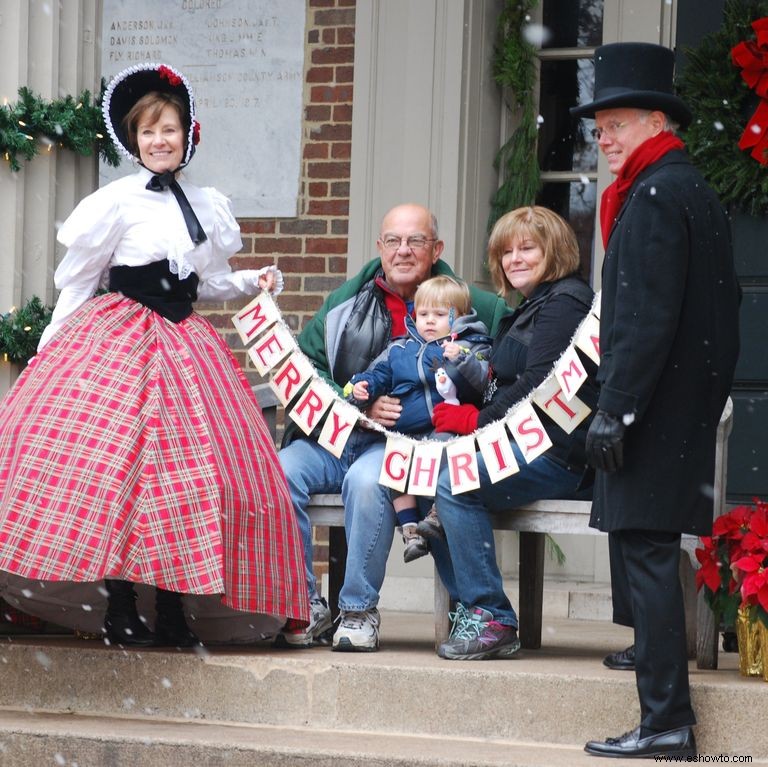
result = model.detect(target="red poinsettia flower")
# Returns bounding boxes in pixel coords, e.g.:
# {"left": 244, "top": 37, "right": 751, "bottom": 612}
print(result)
{"left": 158, "top": 65, "right": 182, "bottom": 87}
{"left": 192, "top": 120, "right": 201, "bottom": 146}
{"left": 696, "top": 500, "right": 768, "bottom": 626}
{"left": 712, "top": 503, "right": 752, "bottom": 539}
{"left": 734, "top": 552, "right": 768, "bottom": 614}
{"left": 695, "top": 537, "right": 724, "bottom": 594}
{"left": 741, "top": 504, "right": 768, "bottom": 552}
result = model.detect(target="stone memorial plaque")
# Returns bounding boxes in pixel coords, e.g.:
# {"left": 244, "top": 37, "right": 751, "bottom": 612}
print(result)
{"left": 100, "top": 0, "right": 306, "bottom": 217}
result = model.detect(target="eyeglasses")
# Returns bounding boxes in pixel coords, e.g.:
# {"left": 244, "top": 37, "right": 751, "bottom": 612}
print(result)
{"left": 590, "top": 119, "right": 637, "bottom": 141}
{"left": 379, "top": 235, "right": 436, "bottom": 251}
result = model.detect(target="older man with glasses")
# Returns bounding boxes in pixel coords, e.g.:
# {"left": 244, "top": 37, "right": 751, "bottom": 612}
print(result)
{"left": 571, "top": 43, "right": 740, "bottom": 759}
{"left": 275, "top": 203, "right": 510, "bottom": 651}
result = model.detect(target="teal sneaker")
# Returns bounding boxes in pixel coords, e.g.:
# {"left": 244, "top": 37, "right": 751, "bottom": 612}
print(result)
{"left": 438, "top": 607, "right": 520, "bottom": 660}
{"left": 448, "top": 602, "right": 470, "bottom": 639}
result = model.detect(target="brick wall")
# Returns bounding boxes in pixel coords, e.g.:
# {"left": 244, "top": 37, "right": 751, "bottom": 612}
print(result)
{"left": 200, "top": 0, "right": 357, "bottom": 588}
{"left": 204, "top": 0, "right": 355, "bottom": 361}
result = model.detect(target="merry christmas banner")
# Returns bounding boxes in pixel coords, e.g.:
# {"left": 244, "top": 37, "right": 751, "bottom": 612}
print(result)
{"left": 233, "top": 290, "right": 601, "bottom": 496}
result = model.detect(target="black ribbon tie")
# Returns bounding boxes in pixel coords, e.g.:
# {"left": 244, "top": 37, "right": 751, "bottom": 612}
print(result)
{"left": 146, "top": 170, "right": 208, "bottom": 245}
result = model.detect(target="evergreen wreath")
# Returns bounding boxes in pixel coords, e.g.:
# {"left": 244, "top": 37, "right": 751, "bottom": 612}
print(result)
{"left": 0, "top": 84, "right": 121, "bottom": 172}
{"left": 0, "top": 297, "right": 53, "bottom": 364}
{"left": 678, "top": 0, "right": 768, "bottom": 216}
{"left": 488, "top": 0, "right": 540, "bottom": 232}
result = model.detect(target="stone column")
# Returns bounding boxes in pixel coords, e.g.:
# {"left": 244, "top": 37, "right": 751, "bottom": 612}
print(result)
{"left": 0, "top": 0, "right": 100, "bottom": 396}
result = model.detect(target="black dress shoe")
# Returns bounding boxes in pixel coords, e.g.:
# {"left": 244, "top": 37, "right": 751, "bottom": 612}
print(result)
{"left": 602, "top": 643, "right": 635, "bottom": 670}
{"left": 585, "top": 725, "right": 696, "bottom": 758}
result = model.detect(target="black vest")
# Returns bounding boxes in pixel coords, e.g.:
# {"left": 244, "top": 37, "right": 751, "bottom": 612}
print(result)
{"left": 109, "top": 259, "right": 199, "bottom": 323}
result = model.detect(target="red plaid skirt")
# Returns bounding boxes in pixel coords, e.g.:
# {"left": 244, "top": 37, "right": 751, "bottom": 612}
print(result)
{"left": 0, "top": 293, "right": 308, "bottom": 623}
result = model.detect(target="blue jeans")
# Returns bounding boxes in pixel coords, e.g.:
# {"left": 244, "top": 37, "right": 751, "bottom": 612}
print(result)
{"left": 278, "top": 431, "right": 395, "bottom": 611}
{"left": 433, "top": 441, "right": 589, "bottom": 627}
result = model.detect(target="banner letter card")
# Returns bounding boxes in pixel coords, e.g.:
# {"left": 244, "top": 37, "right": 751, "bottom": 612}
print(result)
{"left": 506, "top": 401, "right": 553, "bottom": 463}
{"left": 574, "top": 312, "right": 601, "bottom": 365}
{"left": 248, "top": 323, "right": 296, "bottom": 376}
{"left": 317, "top": 401, "right": 361, "bottom": 458}
{"left": 406, "top": 441, "right": 445, "bottom": 496}
{"left": 232, "top": 292, "right": 281, "bottom": 345}
{"left": 446, "top": 436, "right": 480, "bottom": 494}
{"left": 288, "top": 379, "right": 336, "bottom": 435}
{"left": 554, "top": 345, "right": 587, "bottom": 401}
{"left": 476, "top": 422, "right": 519, "bottom": 483}
{"left": 379, "top": 436, "right": 414, "bottom": 493}
{"left": 532, "top": 376, "right": 591, "bottom": 435}
{"left": 270, "top": 353, "right": 316, "bottom": 407}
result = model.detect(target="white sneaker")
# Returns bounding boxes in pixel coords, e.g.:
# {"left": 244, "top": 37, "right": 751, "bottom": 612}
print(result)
{"left": 332, "top": 608, "right": 380, "bottom": 652}
{"left": 276, "top": 596, "right": 333, "bottom": 649}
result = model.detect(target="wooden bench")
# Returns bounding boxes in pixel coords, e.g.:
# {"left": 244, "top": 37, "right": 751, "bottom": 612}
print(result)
{"left": 254, "top": 384, "right": 732, "bottom": 669}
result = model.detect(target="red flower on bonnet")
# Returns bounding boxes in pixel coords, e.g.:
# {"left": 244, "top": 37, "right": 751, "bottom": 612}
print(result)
{"left": 158, "top": 65, "right": 182, "bottom": 87}
{"left": 192, "top": 120, "right": 201, "bottom": 146}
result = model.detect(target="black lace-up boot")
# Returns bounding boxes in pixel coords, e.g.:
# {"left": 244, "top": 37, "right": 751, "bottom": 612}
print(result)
{"left": 103, "top": 579, "right": 155, "bottom": 647}
{"left": 154, "top": 588, "right": 201, "bottom": 649}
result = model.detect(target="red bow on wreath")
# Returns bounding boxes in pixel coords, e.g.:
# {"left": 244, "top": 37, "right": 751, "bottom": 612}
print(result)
{"left": 732, "top": 16, "right": 768, "bottom": 165}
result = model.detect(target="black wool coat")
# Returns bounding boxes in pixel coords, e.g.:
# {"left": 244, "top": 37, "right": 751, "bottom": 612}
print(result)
{"left": 590, "top": 149, "right": 740, "bottom": 536}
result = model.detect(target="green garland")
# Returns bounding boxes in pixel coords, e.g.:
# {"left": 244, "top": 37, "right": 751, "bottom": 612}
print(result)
{"left": 0, "top": 297, "right": 52, "bottom": 364}
{"left": 0, "top": 84, "right": 121, "bottom": 172}
{"left": 488, "top": 0, "right": 541, "bottom": 232}
{"left": 678, "top": 0, "right": 768, "bottom": 216}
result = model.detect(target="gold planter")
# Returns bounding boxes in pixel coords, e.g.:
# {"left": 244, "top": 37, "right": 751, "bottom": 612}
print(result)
{"left": 759, "top": 621, "right": 768, "bottom": 683}
{"left": 736, "top": 607, "right": 763, "bottom": 677}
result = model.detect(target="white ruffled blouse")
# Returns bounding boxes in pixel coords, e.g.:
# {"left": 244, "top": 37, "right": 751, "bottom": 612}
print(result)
{"left": 38, "top": 167, "right": 280, "bottom": 350}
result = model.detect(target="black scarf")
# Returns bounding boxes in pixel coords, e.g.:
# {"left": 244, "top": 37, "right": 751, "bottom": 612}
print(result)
{"left": 146, "top": 170, "right": 208, "bottom": 245}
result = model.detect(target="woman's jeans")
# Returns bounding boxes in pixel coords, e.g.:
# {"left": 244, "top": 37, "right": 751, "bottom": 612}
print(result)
{"left": 433, "top": 441, "right": 589, "bottom": 627}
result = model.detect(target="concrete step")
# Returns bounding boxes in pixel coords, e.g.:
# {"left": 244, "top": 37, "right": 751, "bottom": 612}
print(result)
{"left": 377, "top": 576, "right": 613, "bottom": 620}
{"left": 0, "top": 708, "right": 678, "bottom": 767}
{"left": 0, "top": 611, "right": 766, "bottom": 762}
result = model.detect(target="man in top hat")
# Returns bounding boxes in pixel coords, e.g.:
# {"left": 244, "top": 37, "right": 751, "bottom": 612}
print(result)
{"left": 571, "top": 43, "right": 740, "bottom": 758}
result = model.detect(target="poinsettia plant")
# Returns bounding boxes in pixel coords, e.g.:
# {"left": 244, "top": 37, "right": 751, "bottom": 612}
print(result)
{"left": 696, "top": 499, "right": 768, "bottom": 627}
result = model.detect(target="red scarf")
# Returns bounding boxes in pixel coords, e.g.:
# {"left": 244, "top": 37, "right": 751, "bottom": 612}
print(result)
{"left": 599, "top": 131, "right": 685, "bottom": 247}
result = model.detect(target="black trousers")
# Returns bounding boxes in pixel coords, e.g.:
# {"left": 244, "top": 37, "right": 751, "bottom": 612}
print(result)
{"left": 608, "top": 529, "right": 696, "bottom": 732}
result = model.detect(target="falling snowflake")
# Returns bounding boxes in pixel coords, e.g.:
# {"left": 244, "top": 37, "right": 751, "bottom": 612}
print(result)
{"left": 522, "top": 23, "right": 552, "bottom": 48}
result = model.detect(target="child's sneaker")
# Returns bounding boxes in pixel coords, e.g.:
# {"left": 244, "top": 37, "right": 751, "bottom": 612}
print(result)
{"left": 417, "top": 505, "right": 446, "bottom": 541}
{"left": 438, "top": 607, "right": 520, "bottom": 660}
{"left": 332, "top": 608, "right": 380, "bottom": 651}
{"left": 402, "top": 524, "right": 428, "bottom": 563}
{"left": 275, "top": 596, "right": 333, "bottom": 649}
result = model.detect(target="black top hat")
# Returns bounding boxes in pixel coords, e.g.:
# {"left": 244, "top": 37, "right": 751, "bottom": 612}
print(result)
{"left": 570, "top": 42, "right": 691, "bottom": 128}
{"left": 102, "top": 62, "right": 198, "bottom": 167}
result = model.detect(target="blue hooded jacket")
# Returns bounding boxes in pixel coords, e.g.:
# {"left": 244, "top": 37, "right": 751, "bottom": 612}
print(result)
{"left": 348, "top": 310, "right": 492, "bottom": 435}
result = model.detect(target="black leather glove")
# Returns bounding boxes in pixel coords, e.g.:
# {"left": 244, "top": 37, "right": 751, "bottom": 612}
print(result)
{"left": 585, "top": 410, "right": 626, "bottom": 472}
